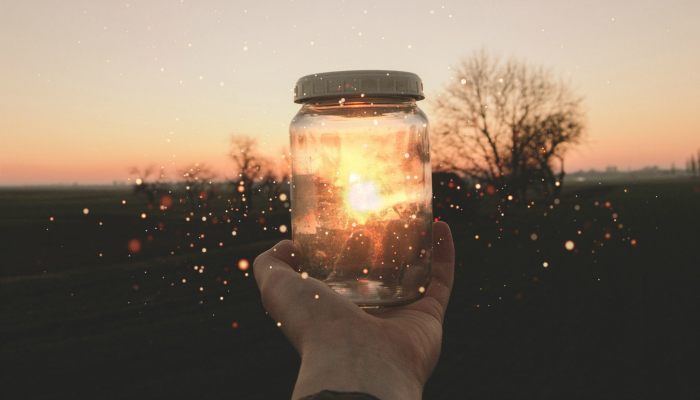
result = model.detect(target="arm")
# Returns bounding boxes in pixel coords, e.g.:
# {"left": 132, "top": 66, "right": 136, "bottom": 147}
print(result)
{"left": 253, "top": 222, "right": 455, "bottom": 400}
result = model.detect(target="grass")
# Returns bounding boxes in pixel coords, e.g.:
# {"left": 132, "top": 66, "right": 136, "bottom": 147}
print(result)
{"left": 1, "top": 179, "right": 699, "bottom": 398}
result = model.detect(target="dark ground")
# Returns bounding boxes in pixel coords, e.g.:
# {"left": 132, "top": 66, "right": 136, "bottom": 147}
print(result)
{"left": 1, "top": 179, "right": 699, "bottom": 399}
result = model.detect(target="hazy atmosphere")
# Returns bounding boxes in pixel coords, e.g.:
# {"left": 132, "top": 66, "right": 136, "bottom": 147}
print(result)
{"left": 2, "top": 0, "right": 699, "bottom": 185}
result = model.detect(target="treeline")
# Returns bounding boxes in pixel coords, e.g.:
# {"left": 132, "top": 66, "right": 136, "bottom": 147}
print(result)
{"left": 129, "top": 134, "right": 290, "bottom": 216}
{"left": 686, "top": 149, "right": 700, "bottom": 178}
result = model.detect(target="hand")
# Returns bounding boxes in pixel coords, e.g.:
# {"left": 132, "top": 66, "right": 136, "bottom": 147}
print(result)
{"left": 253, "top": 222, "right": 455, "bottom": 400}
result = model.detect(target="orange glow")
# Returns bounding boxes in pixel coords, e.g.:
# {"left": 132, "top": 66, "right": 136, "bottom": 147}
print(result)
{"left": 127, "top": 239, "right": 141, "bottom": 254}
{"left": 0, "top": 3, "right": 698, "bottom": 186}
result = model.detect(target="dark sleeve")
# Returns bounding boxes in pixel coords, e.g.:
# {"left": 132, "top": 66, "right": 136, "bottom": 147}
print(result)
{"left": 298, "top": 390, "right": 382, "bottom": 400}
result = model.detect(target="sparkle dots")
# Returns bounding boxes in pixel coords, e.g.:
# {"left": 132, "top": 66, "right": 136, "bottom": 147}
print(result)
{"left": 565, "top": 240, "right": 575, "bottom": 250}
{"left": 301, "top": 272, "right": 309, "bottom": 279}
{"left": 418, "top": 286, "right": 426, "bottom": 293}
{"left": 238, "top": 259, "right": 249, "bottom": 271}
{"left": 83, "top": 208, "right": 89, "bottom": 215}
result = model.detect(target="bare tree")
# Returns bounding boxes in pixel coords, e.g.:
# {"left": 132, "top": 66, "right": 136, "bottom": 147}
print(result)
{"left": 180, "top": 163, "right": 216, "bottom": 213}
{"left": 431, "top": 48, "right": 586, "bottom": 201}
{"left": 230, "top": 134, "right": 269, "bottom": 207}
{"left": 129, "top": 165, "right": 159, "bottom": 204}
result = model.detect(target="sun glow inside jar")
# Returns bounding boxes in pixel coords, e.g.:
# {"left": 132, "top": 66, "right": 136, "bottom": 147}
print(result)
{"left": 290, "top": 70, "right": 432, "bottom": 307}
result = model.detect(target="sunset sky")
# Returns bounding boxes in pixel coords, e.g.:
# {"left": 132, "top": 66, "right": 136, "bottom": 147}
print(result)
{"left": 1, "top": 0, "right": 699, "bottom": 185}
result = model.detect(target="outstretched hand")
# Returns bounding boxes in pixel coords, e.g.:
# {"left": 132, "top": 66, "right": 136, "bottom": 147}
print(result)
{"left": 253, "top": 221, "right": 455, "bottom": 400}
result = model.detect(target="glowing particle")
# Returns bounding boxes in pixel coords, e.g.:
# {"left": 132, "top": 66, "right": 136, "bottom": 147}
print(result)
{"left": 201, "top": 248, "right": 207, "bottom": 253}
{"left": 243, "top": 46, "right": 248, "bottom": 51}
{"left": 238, "top": 259, "right": 249, "bottom": 271}
{"left": 407, "top": 44, "right": 412, "bottom": 49}
{"left": 122, "top": 200, "right": 126, "bottom": 204}
{"left": 232, "top": 231, "right": 237, "bottom": 236}
{"left": 128, "top": 239, "right": 141, "bottom": 254}
{"left": 314, "top": 294, "right": 319, "bottom": 299}
{"left": 574, "top": 205, "right": 581, "bottom": 211}
{"left": 531, "top": 233, "right": 538, "bottom": 241}
{"left": 279, "top": 193, "right": 287, "bottom": 201}
{"left": 199, "top": 287, "right": 204, "bottom": 291}
{"left": 373, "top": 119, "right": 378, "bottom": 125}
{"left": 83, "top": 208, "right": 89, "bottom": 215}
{"left": 461, "top": 79, "right": 467, "bottom": 84}
{"left": 202, "top": 216, "right": 207, "bottom": 221}
{"left": 232, "top": 322, "right": 238, "bottom": 328}
{"left": 135, "top": 178, "right": 143, "bottom": 185}
{"left": 543, "top": 262, "right": 549, "bottom": 268}
{"left": 475, "top": 235, "right": 479, "bottom": 239}
{"left": 475, "top": 183, "right": 481, "bottom": 190}
{"left": 631, "top": 239, "right": 637, "bottom": 245}
{"left": 565, "top": 240, "right": 575, "bottom": 250}
{"left": 141, "top": 213, "right": 147, "bottom": 219}
{"left": 220, "top": 82, "right": 224, "bottom": 86}
{"left": 418, "top": 286, "right": 426, "bottom": 293}
{"left": 507, "top": 195, "right": 513, "bottom": 201}
{"left": 301, "top": 272, "right": 309, "bottom": 279}
{"left": 277, "top": 322, "right": 282, "bottom": 327}
{"left": 279, "top": 224, "right": 288, "bottom": 233}
{"left": 220, "top": 296, "right": 224, "bottom": 300}
{"left": 362, "top": 268, "right": 368, "bottom": 274}
{"left": 50, "top": 217, "right": 54, "bottom": 221}
{"left": 404, "top": 153, "right": 409, "bottom": 158}
{"left": 182, "top": 279, "right": 186, "bottom": 283}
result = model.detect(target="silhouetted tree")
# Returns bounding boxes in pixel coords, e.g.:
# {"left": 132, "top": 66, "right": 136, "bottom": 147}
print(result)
{"left": 180, "top": 163, "right": 216, "bottom": 213}
{"left": 230, "top": 134, "right": 269, "bottom": 210}
{"left": 129, "top": 165, "right": 160, "bottom": 204}
{"left": 431, "top": 48, "right": 586, "bottom": 201}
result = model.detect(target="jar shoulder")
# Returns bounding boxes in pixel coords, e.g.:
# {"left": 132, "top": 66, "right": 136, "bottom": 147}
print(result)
{"left": 290, "top": 104, "right": 428, "bottom": 133}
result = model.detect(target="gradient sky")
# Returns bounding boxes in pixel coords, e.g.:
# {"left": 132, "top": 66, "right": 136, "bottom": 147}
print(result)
{"left": 1, "top": 0, "right": 699, "bottom": 185}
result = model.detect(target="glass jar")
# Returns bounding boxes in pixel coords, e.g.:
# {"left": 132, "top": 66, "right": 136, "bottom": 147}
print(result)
{"left": 289, "top": 70, "right": 432, "bottom": 307}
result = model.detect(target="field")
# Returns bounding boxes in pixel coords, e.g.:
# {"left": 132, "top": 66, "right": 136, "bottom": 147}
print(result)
{"left": 1, "top": 179, "right": 699, "bottom": 399}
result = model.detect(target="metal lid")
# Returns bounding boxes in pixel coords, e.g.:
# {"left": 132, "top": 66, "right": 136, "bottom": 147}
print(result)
{"left": 293, "top": 70, "right": 424, "bottom": 104}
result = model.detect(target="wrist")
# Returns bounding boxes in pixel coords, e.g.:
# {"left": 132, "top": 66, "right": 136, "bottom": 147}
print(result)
{"left": 292, "top": 343, "right": 423, "bottom": 400}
